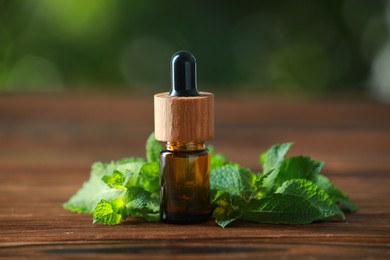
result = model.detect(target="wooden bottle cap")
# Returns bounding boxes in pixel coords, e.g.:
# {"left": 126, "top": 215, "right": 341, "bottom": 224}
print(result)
{"left": 154, "top": 92, "right": 214, "bottom": 143}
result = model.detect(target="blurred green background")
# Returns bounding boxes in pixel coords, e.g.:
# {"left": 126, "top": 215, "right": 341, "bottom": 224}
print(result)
{"left": 0, "top": 0, "right": 389, "bottom": 97}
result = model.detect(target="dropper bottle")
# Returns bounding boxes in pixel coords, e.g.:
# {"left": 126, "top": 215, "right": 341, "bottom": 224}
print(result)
{"left": 154, "top": 51, "right": 214, "bottom": 224}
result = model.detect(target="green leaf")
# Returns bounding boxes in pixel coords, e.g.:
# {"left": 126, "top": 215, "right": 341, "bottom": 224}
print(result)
{"left": 260, "top": 142, "right": 293, "bottom": 174}
{"left": 210, "top": 164, "right": 256, "bottom": 197}
{"left": 93, "top": 199, "right": 127, "bottom": 225}
{"left": 241, "top": 194, "right": 324, "bottom": 224}
{"left": 64, "top": 170, "right": 123, "bottom": 213}
{"left": 211, "top": 191, "right": 241, "bottom": 228}
{"left": 64, "top": 132, "right": 357, "bottom": 227}
{"left": 317, "top": 175, "right": 357, "bottom": 212}
{"left": 208, "top": 146, "right": 228, "bottom": 170}
{"left": 126, "top": 187, "right": 159, "bottom": 222}
{"left": 146, "top": 133, "right": 162, "bottom": 163}
{"left": 63, "top": 160, "right": 144, "bottom": 214}
{"left": 102, "top": 170, "right": 126, "bottom": 190}
{"left": 127, "top": 187, "right": 151, "bottom": 208}
{"left": 263, "top": 156, "right": 324, "bottom": 192}
{"left": 276, "top": 179, "right": 344, "bottom": 219}
{"left": 120, "top": 162, "right": 145, "bottom": 187}
{"left": 249, "top": 173, "right": 268, "bottom": 200}
{"left": 138, "top": 162, "right": 160, "bottom": 196}
{"left": 63, "top": 179, "right": 124, "bottom": 214}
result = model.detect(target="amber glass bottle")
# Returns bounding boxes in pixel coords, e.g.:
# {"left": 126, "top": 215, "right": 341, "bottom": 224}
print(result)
{"left": 154, "top": 51, "right": 214, "bottom": 224}
{"left": 160, "top": 142, "right": 211, "bottom": 223}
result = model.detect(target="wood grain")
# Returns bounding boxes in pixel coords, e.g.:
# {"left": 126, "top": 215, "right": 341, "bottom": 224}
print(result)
{"left": 0, "top": 93, "right": 389, "bottom": 258}
{"left": 154, "top": 92, "right": 214, "bottom": 142}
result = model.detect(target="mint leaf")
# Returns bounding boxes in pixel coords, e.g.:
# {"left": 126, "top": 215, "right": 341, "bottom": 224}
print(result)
{"left": 213, "top": 179, "right": 344, "bottom": 227}
{"left": 63, "top": 160, "right": 144, "bottom": 214}
{"left": 64, "top": 164, "right": 125, "bottom": 213}
{"left": 138, "top": 162, "right": 160, "bottom": 196}
{"left": 209, "top": 146, "right": 228, "bottom": 170}
{"left": 276, "top": 179, "right": 344, "bottom": 219}
{"left": 211, "top": 191, "right": 241, "bottom": 228}
{"left": 263, "top": 156, "right": 324, "bottom": 192}
{"left": 260, "top": 142, "right": 293, "bottom": 174}
{"left": 93, "top": 161, "right": 159, "bottom": 224}
{"left": 210, "top": 164, "right": 256, "bottom": 197}
{"left": 93, "top": 199, "right": 127, "bottom": 225}
{"left": 120, "top": 162, "right": 146, "bottom": 187}
{"left": 146, "top": 133, "right": 162, "bottom": 163}
{"left": 63, "top": 178, "right": 124, "bottom": 214}
{"left": 126, "top": 187, "right": 159, "bottom": 222}
{"left": 65, "top": 132, "right": 357, "bottom": 227}
{"left": 210, "top": 164, "right": 241, "bottom": 196}
{"left": 317, "top": 175, "right": 357, "bottom": 212}
{"left": 101, "top": 162, "right": 146, "bottom": 191}
{"left": 241, "top": 194, "right": 324, "bottom": 224}
{"left": 102, "top": 170, "right": 126, "bottom": 190}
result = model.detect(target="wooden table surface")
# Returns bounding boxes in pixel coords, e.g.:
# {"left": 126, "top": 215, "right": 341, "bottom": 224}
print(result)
{"left": 0, "top": 93, "right": 389, "bottom": 259}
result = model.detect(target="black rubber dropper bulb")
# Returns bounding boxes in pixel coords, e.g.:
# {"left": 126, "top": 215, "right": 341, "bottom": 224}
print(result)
{"left": 169, "top": 51, "right": 199, "bottom": 97}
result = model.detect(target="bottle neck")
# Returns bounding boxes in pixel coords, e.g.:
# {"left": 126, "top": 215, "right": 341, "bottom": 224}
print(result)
{"left": 164, "top": 142, "right": 206, "bottom": 152}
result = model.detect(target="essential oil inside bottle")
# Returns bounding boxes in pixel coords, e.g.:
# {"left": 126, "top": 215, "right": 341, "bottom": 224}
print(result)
{"left": 160, "top": 142, "right": 211, "bottom": 223}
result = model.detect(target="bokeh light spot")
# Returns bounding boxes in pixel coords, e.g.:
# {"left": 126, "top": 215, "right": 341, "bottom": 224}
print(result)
{"left": 6, "top": 55, "right": 63, "bottom": 91}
